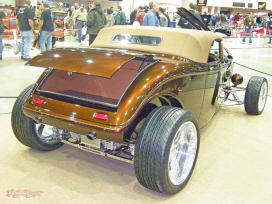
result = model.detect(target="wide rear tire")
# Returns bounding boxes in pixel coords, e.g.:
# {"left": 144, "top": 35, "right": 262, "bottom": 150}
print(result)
{"left": 244, "top": 76, "right": 268, "bottom": 115}
{"left": 134, "top": 106, "right": 200, "bottom": 195}
{"left": 11, "top": 85, "right": 63, "bottom": 151}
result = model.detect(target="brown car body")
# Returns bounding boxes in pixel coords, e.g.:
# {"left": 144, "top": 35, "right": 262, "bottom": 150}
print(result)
{"left": 11, "top": 9, "right": 268, "bottom": 195}
{"left": 24, "top": 26, "right": 231, "bottom": 143}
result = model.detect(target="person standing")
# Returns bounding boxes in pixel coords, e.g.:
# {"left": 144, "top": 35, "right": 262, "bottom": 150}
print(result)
{"left": 39, "top": 3, "right": 54, "bottom": 52}
{"left": 115, "top": 6, "right": 126, "bottom": 25}
{"left": 74, "top": 3, "right": 79, "bottom": 10}
{"left": 242, "top": 13, "right": 254, "bottom": 43}
{"left": 211, "top": 14, "right": 216, "bottom": 27}
{"left": 256, "top": 15, "right": 262, "bottom": 27}
{"left": 135, "top": 6, "right": 146, "bottom": 26}
{"left": 143, "top": 1, "right": 160, "bottom": 26}
{"left": 215, "top": 13, "right": 221, "bottom": 27}
{"left": 105, "top": 9, "right": 115, "bottom": 28}
{"left": 73, "top": 4, "right": 87, "bottom": 44}
{"left": 130, "top": 8, "right": 137, "bottom": 25}
{"left": 233, "top": 13, "right": 240, "bottom": 24}
{"left": 267, "top": 15, "right": 272, "bottom": 44}
{"left": 67, "top": 6, "right": 75, "bottom": 17}
{"left": 17, "top": 0, "right": 35, "bottom": 61}
{"left": 177, "top": 3, "right": 202, "bottom": 29}
{"left": 85, "top": 1, "right": 107, "bottom": 46}
{"left": 162, "top": 8, "right": 170, "bottom": 27}
{"left": 158, "top": 7, "right": 168, "bottom": 27}
{"left": 0, "top": 9, "right": 6, "bottom": 60}
{"left": 220, "top": 14, "right": 226, "bottom": 26}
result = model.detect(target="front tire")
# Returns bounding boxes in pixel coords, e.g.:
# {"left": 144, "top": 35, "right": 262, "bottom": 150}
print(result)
{"left": 134, "top": 106, "right": 200, "bottom": 194}
{"left": 11, "top": 85, "right": 63, "bottom": 151}
{"left": 244, "top": 76, "right": 268, "bottom": 115}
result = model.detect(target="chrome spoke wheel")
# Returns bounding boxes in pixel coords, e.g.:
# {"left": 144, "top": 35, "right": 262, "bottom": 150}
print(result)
{"left": 34, "top": 123, "right": 61, "bottom": 144}
{"left": 258, "top": 81, "right": 268, "bottom": 112}
{"left": 168, "top": 121, "right": 198, "bottom": 186}
{"left": 134, "top": 107, "right": 199, "bottom": 194}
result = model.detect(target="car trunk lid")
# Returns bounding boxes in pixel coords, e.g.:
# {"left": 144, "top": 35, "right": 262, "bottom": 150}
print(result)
{"left": 26, "top": 48, "right": 139, "bottom": 78}
{"left": 33, "top": 53, "right": 159, "bottom": 107}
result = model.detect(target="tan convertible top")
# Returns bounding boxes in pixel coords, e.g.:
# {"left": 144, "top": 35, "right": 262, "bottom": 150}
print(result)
{"left": 91, "top": 26, "right": 223, "bottom": 63}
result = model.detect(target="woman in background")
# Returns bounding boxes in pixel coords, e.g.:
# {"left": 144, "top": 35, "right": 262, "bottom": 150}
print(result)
{"left": 158, "top": 7, "right": 168, "bottom": 27}
{"left": 105, "top": 9, "right": 115, "bottom": 27}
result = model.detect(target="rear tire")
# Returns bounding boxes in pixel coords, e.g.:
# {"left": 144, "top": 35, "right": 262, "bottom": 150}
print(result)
{"left": 11, "top": 85, "right": 63, "bottom": 151}
{"left": 134, "top": 106, "right": 200, "bottom": 194}
{"left": 244, "top": 76, "right": 268, "bottom": 115}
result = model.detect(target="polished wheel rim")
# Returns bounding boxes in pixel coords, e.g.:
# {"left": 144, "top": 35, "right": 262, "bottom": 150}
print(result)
{"left": 168, "top": 121, "right": 198, "bottom": 186}
{"left": 258, "top": 81, "right": 268, "bottom": 112}
{"left": 34, "top": 123, "right": 60, "bottom": 144}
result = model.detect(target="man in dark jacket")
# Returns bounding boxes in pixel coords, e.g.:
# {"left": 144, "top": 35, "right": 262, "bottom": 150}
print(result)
{"left": 130, "top": 8, "right": 137, "bottom": 25}
{"left": 178, "top": 3, "right": 203, "bottom": 29}
{"left": 115, "top": 6, "right": 126, "bottom": 25}
{"left": 85, "top": 1, "right": 107, "bottom": 45}
{"left": 0, "top": 9, "right": 6, "bottom": 60}
{"left": 16, "top": 0, "right": 35, "bottom": 61}
{"left": 39, "top": 3, "right": 54, "bottom": 52}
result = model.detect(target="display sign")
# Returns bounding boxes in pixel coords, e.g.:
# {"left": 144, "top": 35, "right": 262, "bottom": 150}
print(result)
{"left": 258, "top": 2, "right": 266, "bottom": 10}
{"left": 233, "top": 2, "right": 245, "bottom": 7}
{"left": 197, "top": 0, "right": 207, "bottom": 6}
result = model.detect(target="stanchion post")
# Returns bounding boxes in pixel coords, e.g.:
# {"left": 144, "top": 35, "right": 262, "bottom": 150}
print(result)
{"left": 237, "top": 33, "right": 241, "bottom": 43}
{"left": 256, "top": 33, "right": 260, "bottom": 46}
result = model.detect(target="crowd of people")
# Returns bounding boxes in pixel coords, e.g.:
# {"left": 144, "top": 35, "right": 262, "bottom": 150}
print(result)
{"left": 1, "top": 0, "right": 272, "bottom": 61}
{"left": 71, "top": 1, "right": 176, "bottom": 45}
{"left": 0, "top": 8, "right": 5, "bottom": 60}
{"left": 0, "top": 1, "right": 209, "bottom": 61}
{"left": 230, "top": 12, "right": 272, "bottom": 43}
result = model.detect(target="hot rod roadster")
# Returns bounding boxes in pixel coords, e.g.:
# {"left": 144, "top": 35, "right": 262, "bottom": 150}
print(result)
{"left": 11, "top": 23, "right": 268, "bottom": 194}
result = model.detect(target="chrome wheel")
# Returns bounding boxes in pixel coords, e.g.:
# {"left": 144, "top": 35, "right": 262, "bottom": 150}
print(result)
{"left": 134, "top": 107, "right": 199, "bottom": 194}
{"left": 34, "top": 123, "right": 61, "bottom": 144}
{"left": 168, "top": 121, "right": 198, "bottom": 186}
{"left": 258, "top": 81, "right": 268, "bottom": 112}
{"left": 245, "top": 76, "right": 268, "bottom": 115}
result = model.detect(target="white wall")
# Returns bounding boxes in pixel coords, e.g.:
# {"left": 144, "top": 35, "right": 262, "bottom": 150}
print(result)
{"left": 206, "top": 0, "right": 272, "bottom": 10}
{"left": 8, "top": 0, "right": 272, "bottom": 12}
{"left": 1, "top": 0, "right": 15, "bottom": 6}
{"left": 119, "top": 0, "right": 133, "bottom": 20}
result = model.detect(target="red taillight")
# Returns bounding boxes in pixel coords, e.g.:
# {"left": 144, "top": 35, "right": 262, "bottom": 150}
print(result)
{"left": 32, "top": 98, "right": 44, "bottom": 105}
{"left": 93, "top": 112, "right": 109, "bottom": 121}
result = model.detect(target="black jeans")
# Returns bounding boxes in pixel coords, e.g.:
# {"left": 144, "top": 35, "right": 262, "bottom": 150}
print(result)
{"left": 89, "top": 34, "right": 97, "bottom": 46}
